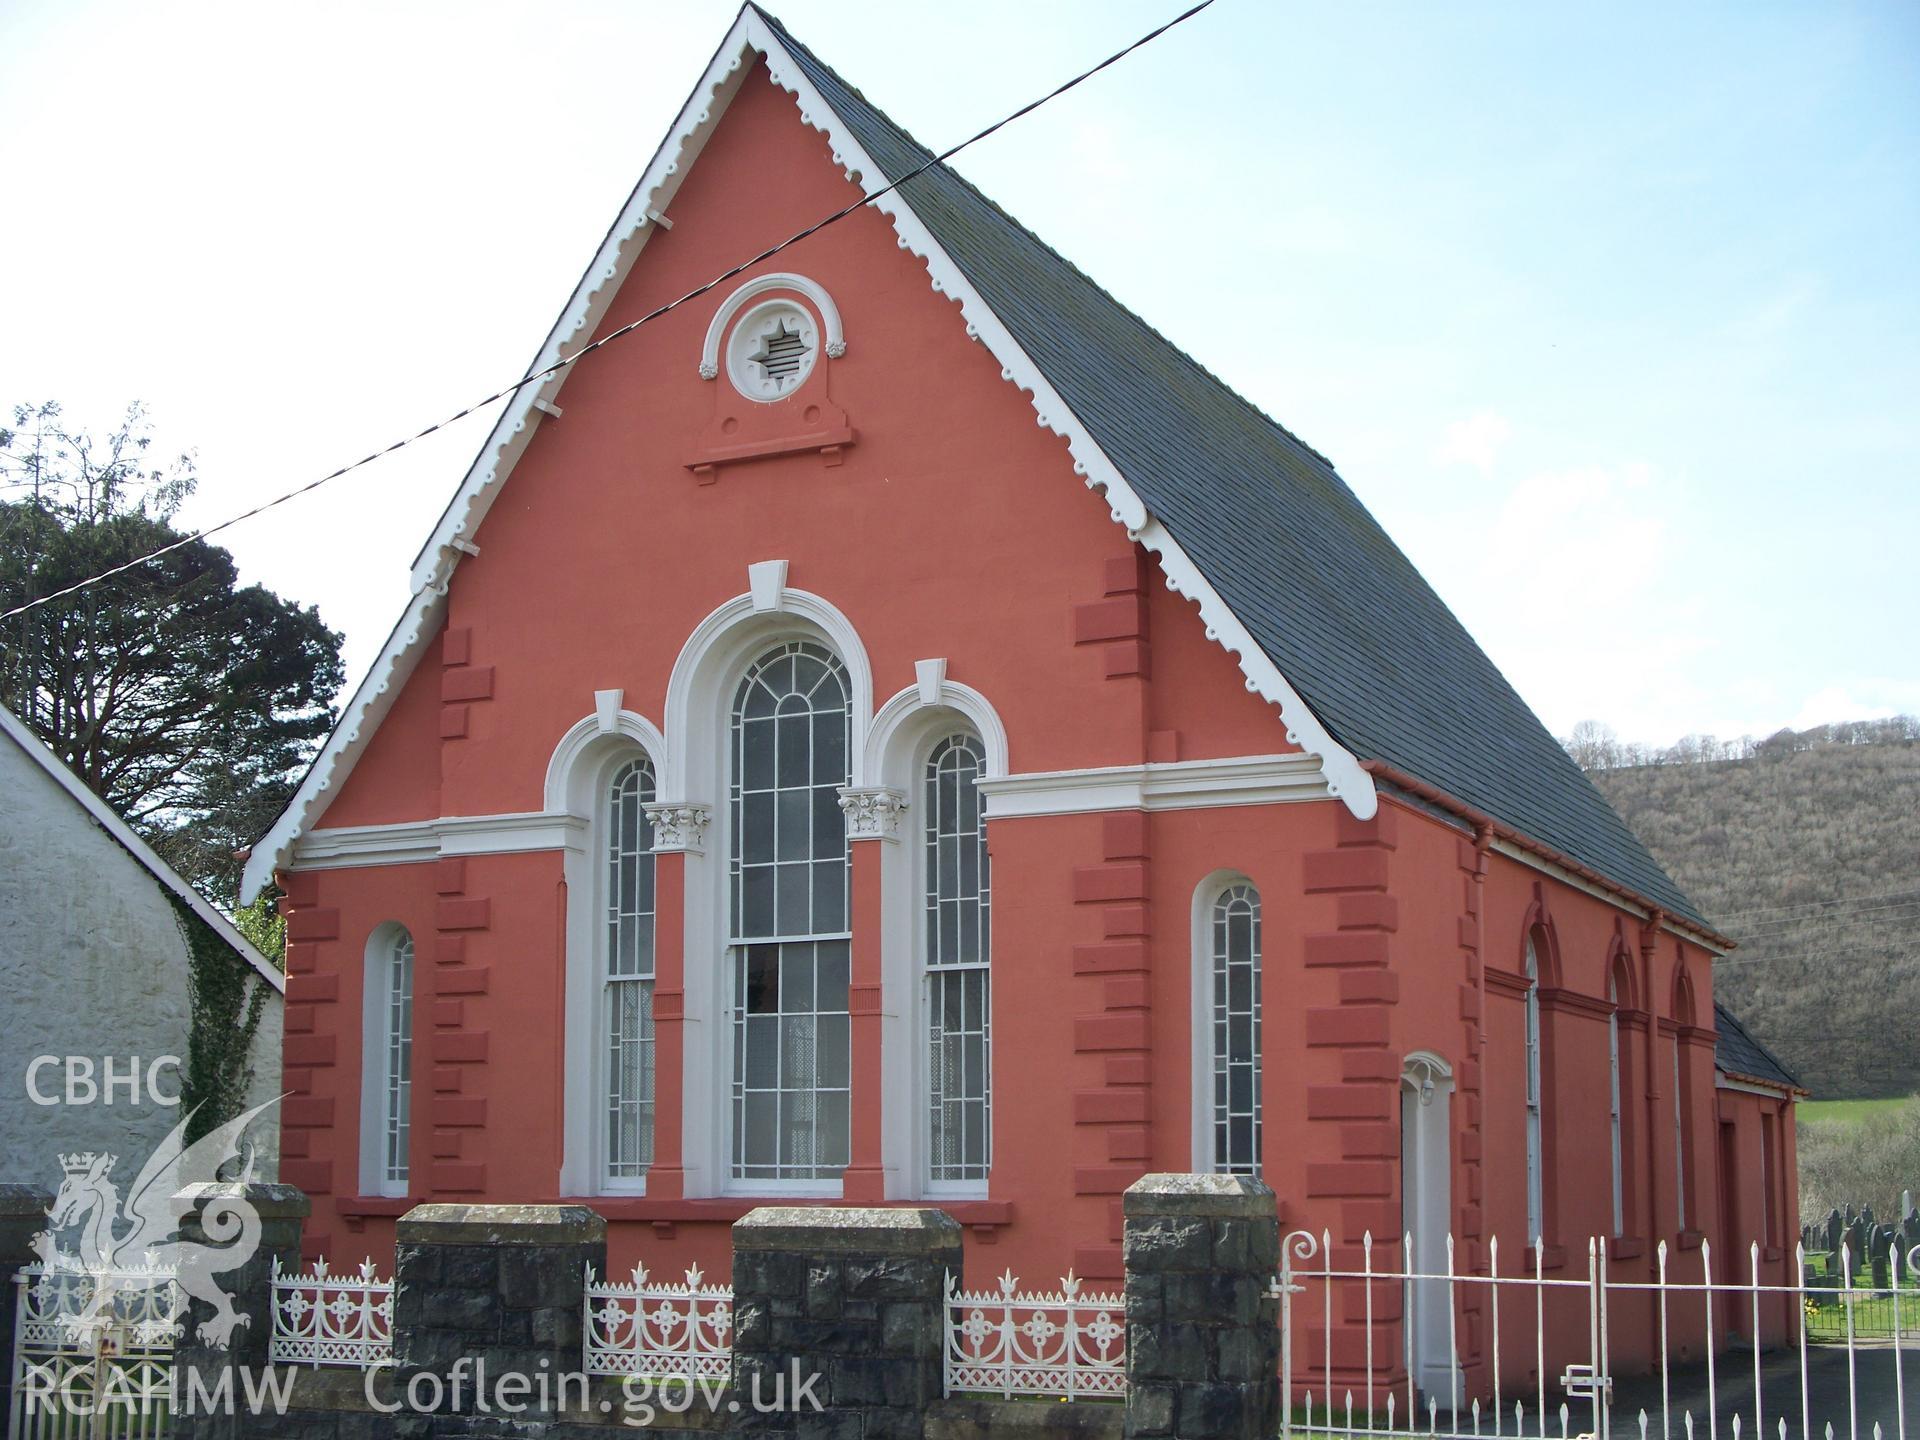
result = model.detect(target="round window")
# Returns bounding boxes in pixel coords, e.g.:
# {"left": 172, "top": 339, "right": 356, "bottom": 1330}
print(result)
{"left": 725, "top": 299, "right": 819, "bottom": 402}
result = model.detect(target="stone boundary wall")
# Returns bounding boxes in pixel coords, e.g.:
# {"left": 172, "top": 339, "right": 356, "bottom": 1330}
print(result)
{"left": 0, "top": 1177, "right": 1278, "bottom": 1438}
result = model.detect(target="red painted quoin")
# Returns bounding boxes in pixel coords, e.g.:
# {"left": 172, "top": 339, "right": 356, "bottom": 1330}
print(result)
{"left": 246, "top": 6, "right": 1802, "bottom": 1397}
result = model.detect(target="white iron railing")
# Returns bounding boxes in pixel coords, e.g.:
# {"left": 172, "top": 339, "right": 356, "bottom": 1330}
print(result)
{"left": 8, "top": 1261, "right": 179, "bottom": 1440}
{"left": 1276, "top": 1230, "right": 1920, "bottom": 1440}
{"left": 943, "top": 1269, "right": 1125, "bottom": 1399}
{"left": 267, "top": 1257, "right": 393, "bottom": 1370}
{"left": 582, "top": 1263, "right": 733, "bottom": 1379}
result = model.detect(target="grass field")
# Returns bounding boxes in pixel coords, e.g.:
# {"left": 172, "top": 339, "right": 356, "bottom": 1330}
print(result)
{"left": 1798, "top": 1097, "right": 1912, "bottom": 1126}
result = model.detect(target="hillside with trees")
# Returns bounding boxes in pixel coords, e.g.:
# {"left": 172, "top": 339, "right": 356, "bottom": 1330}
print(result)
{"left": 1572, "top": 717, "right": 1920, "bottom": 1099}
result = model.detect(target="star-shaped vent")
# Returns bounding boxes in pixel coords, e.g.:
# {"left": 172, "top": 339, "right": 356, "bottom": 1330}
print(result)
{"left": 750, "top": 320, "right": 811, "bottom": 391}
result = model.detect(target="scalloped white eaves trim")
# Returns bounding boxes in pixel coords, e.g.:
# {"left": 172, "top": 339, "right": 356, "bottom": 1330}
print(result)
{"left": 243, "top": 7, "right": 1375, "bottom": 898}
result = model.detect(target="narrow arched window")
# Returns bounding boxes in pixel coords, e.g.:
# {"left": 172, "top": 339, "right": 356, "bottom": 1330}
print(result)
{"left": 604, "top": 756, "right": 657, "bottom": 1182}
{"left": 361, "top": 925, "right": 413, "bottom": 1198}
{"left": 1607, "top": 969, "right": 1624, "bottom": 1238}
{"left": 925, "top": 732, "right": 990, "bottom": 1187}
{"left": 1210, "top": 883, "right": 1262, "bottom": 1176}
{"left": 1523, "top": 935, "right": 1544, "bottom": 1244}
{"left": 1673, "top": 968, "right": 1695, "bottom": 1231}
{"left": 1672, "top": 1039, "right": 1688, "bottom": 1230}
{"left": 730, "top": 641, "right": 851, "bottom": 1183}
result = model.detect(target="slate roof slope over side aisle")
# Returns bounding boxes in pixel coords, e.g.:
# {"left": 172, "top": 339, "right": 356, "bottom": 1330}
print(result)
{"left": 1714, "top": 1001, "right": 1802, "bottom": 1091}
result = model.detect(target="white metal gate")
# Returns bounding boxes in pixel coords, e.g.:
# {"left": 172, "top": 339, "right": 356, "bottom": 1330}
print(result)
{"left": 7, "top": 1264, "right": 178, "bottom": 1440}
{"left": 1276, "top": 1230, "right": 1918, "bottom": 1440}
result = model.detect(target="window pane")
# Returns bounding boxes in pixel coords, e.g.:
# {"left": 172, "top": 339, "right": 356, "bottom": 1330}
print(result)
{"left": 384, "top": 929, "right": 414, "bottom": 1187}
{"left": 1210, "top": 884, "right": 1262, "bottom": 1177}
{"left": 606, "top": 977, "right": 655, "bottom": 1178}
{"left": 923, "top": 735, "right": 991, "bottom": 1185}
{"left": 729, "top": 643, "right": 851, "bottom": 1181}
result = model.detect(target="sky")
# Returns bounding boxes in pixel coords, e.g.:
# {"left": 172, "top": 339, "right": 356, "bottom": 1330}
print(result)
{"left": 1, "top": 0, "right": 1915, "bottom": 749}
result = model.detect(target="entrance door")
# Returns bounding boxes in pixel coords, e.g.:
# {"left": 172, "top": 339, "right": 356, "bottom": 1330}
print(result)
{"left": 1400, "top": 1054, "right": 1455, "bottom": 1407}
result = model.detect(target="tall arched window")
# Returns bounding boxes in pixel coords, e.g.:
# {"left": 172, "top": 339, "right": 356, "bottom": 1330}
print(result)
{"left": 924, "top": 732, "right": 990, "bottom": 1188}
{"left": 604, "top": 756, "right": 657, "bottom": 1182}
{"left": 1523, "top": 934, "right": 1544, "bottom": 1244}
{"left": 1672, "top": 967, "right": 1695, "bottom": 1231}
{"left": 1607, "top": 968, "right": 1624, "bottom": 1238}
{"left": 1209, "top": 883, "right": 1263, "bottom": 1176}
{"left": 730, "top": 641, "right": 851, "bottom": 1184}
{"left": 361, "top": 925, "right": 413, "bottom": 1198}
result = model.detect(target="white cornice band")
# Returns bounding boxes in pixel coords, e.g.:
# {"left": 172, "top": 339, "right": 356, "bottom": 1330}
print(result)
{"left": 290, "top": 811, "right": 586, "bottom": 870}
{"left": 294, "top": 752, "right": 1334, "bottom": 870}
{"left": 977, "top": 752, "right": 1329, "bottom": 819}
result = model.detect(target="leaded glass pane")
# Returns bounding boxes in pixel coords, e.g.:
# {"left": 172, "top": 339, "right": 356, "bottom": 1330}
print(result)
{"left": 384, "top": 930, "right": 414, "bottom": 1187}
{"left": 605, "top": 757, "right": 658, "bottom": 1180}
{"left": 1211, "top": 884, "right": 1261, "bottom": 1176}
{"left": 729, "top": 642, "right": 852, "bottom": 1182}
{"left": 730, "top": 940, "right": 852, "bottom": 1181}
{"left": 926, "top": 733, "right": 991, "bottom": 1185}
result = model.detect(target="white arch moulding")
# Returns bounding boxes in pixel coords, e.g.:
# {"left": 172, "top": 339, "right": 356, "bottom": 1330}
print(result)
{"left": 543, "top": 704, "right": 669, "bottom": 817}
{"left": 661, "top": 568, "right": 876, "bottom": 797}
{"left": 697, "top": 272, "right": 846, "bottom": 380}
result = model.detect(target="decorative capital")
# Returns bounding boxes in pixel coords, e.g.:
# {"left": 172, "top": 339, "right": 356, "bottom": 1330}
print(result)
{"left": 837, "top": 787, "right": 908, "bottom": 842}
{"left": 824, "top": 339, "right": 847, "bottom": 359}
{"left": 645, "top": 802, "right": 713, "bottom": 855}
{"left": 697, "top": 362, "right": 719, "bottom": 381}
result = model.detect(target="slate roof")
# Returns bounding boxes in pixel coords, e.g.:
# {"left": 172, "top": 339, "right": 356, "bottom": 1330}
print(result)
{"left": 758, "top": 8, "right": 1708, "bottom": 930}
{"left": 1713, "top": 1001, "right": 1801, "bottom": 1092}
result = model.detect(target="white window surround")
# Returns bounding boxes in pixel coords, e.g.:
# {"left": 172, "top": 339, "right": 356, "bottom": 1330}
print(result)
{"left": 553, "top": 709, "right": 668, "bottom": 1197}
{"left": 1189, "top": 869, "right": 1259, "bottom": 1174}
{"left": 665, "top": 576, "right": 875, "bottom": 1199}
{"left": 359, "top": 922, "right": 414, "bottom": 1199}
{"left": 865, "top": 675, "right": 1009, "bottom": 1200}
{"left": 698, "top": 272, "right": 846, "bottom": 382}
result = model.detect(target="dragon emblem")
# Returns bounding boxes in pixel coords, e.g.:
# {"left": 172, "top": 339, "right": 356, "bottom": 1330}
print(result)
{"left": 33, "top": 1098, "right": 280, "bottom": 1349}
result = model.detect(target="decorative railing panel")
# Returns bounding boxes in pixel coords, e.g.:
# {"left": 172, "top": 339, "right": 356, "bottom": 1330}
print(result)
{"left": 943, "top": 1269, "right": 1124, "bottom": 1399}
{"left": 268, "top": 1257, "right": 393, "bottom": 1370}
{"left": 583, "top": 1263, "right": 733, "bottom": 1379}
{"left": 8, "top": 1261, "right": 180, "bottom": 1440}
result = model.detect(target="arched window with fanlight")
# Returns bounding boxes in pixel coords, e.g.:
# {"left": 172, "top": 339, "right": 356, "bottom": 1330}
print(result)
{"left": 729, "top": 640, "right": 852, "bottom": 1185}
{"left": 924, "top": 731, "right": 990, "bottom": 1189}
{"left": 1206, "top": 881, "right": 1263, "bottom": 1176}
{"left": 603, "top": 755, "right": 657, "bottom": 1184}
{"left": 360, "top": 924, "right": 414, "bottom": 1198}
